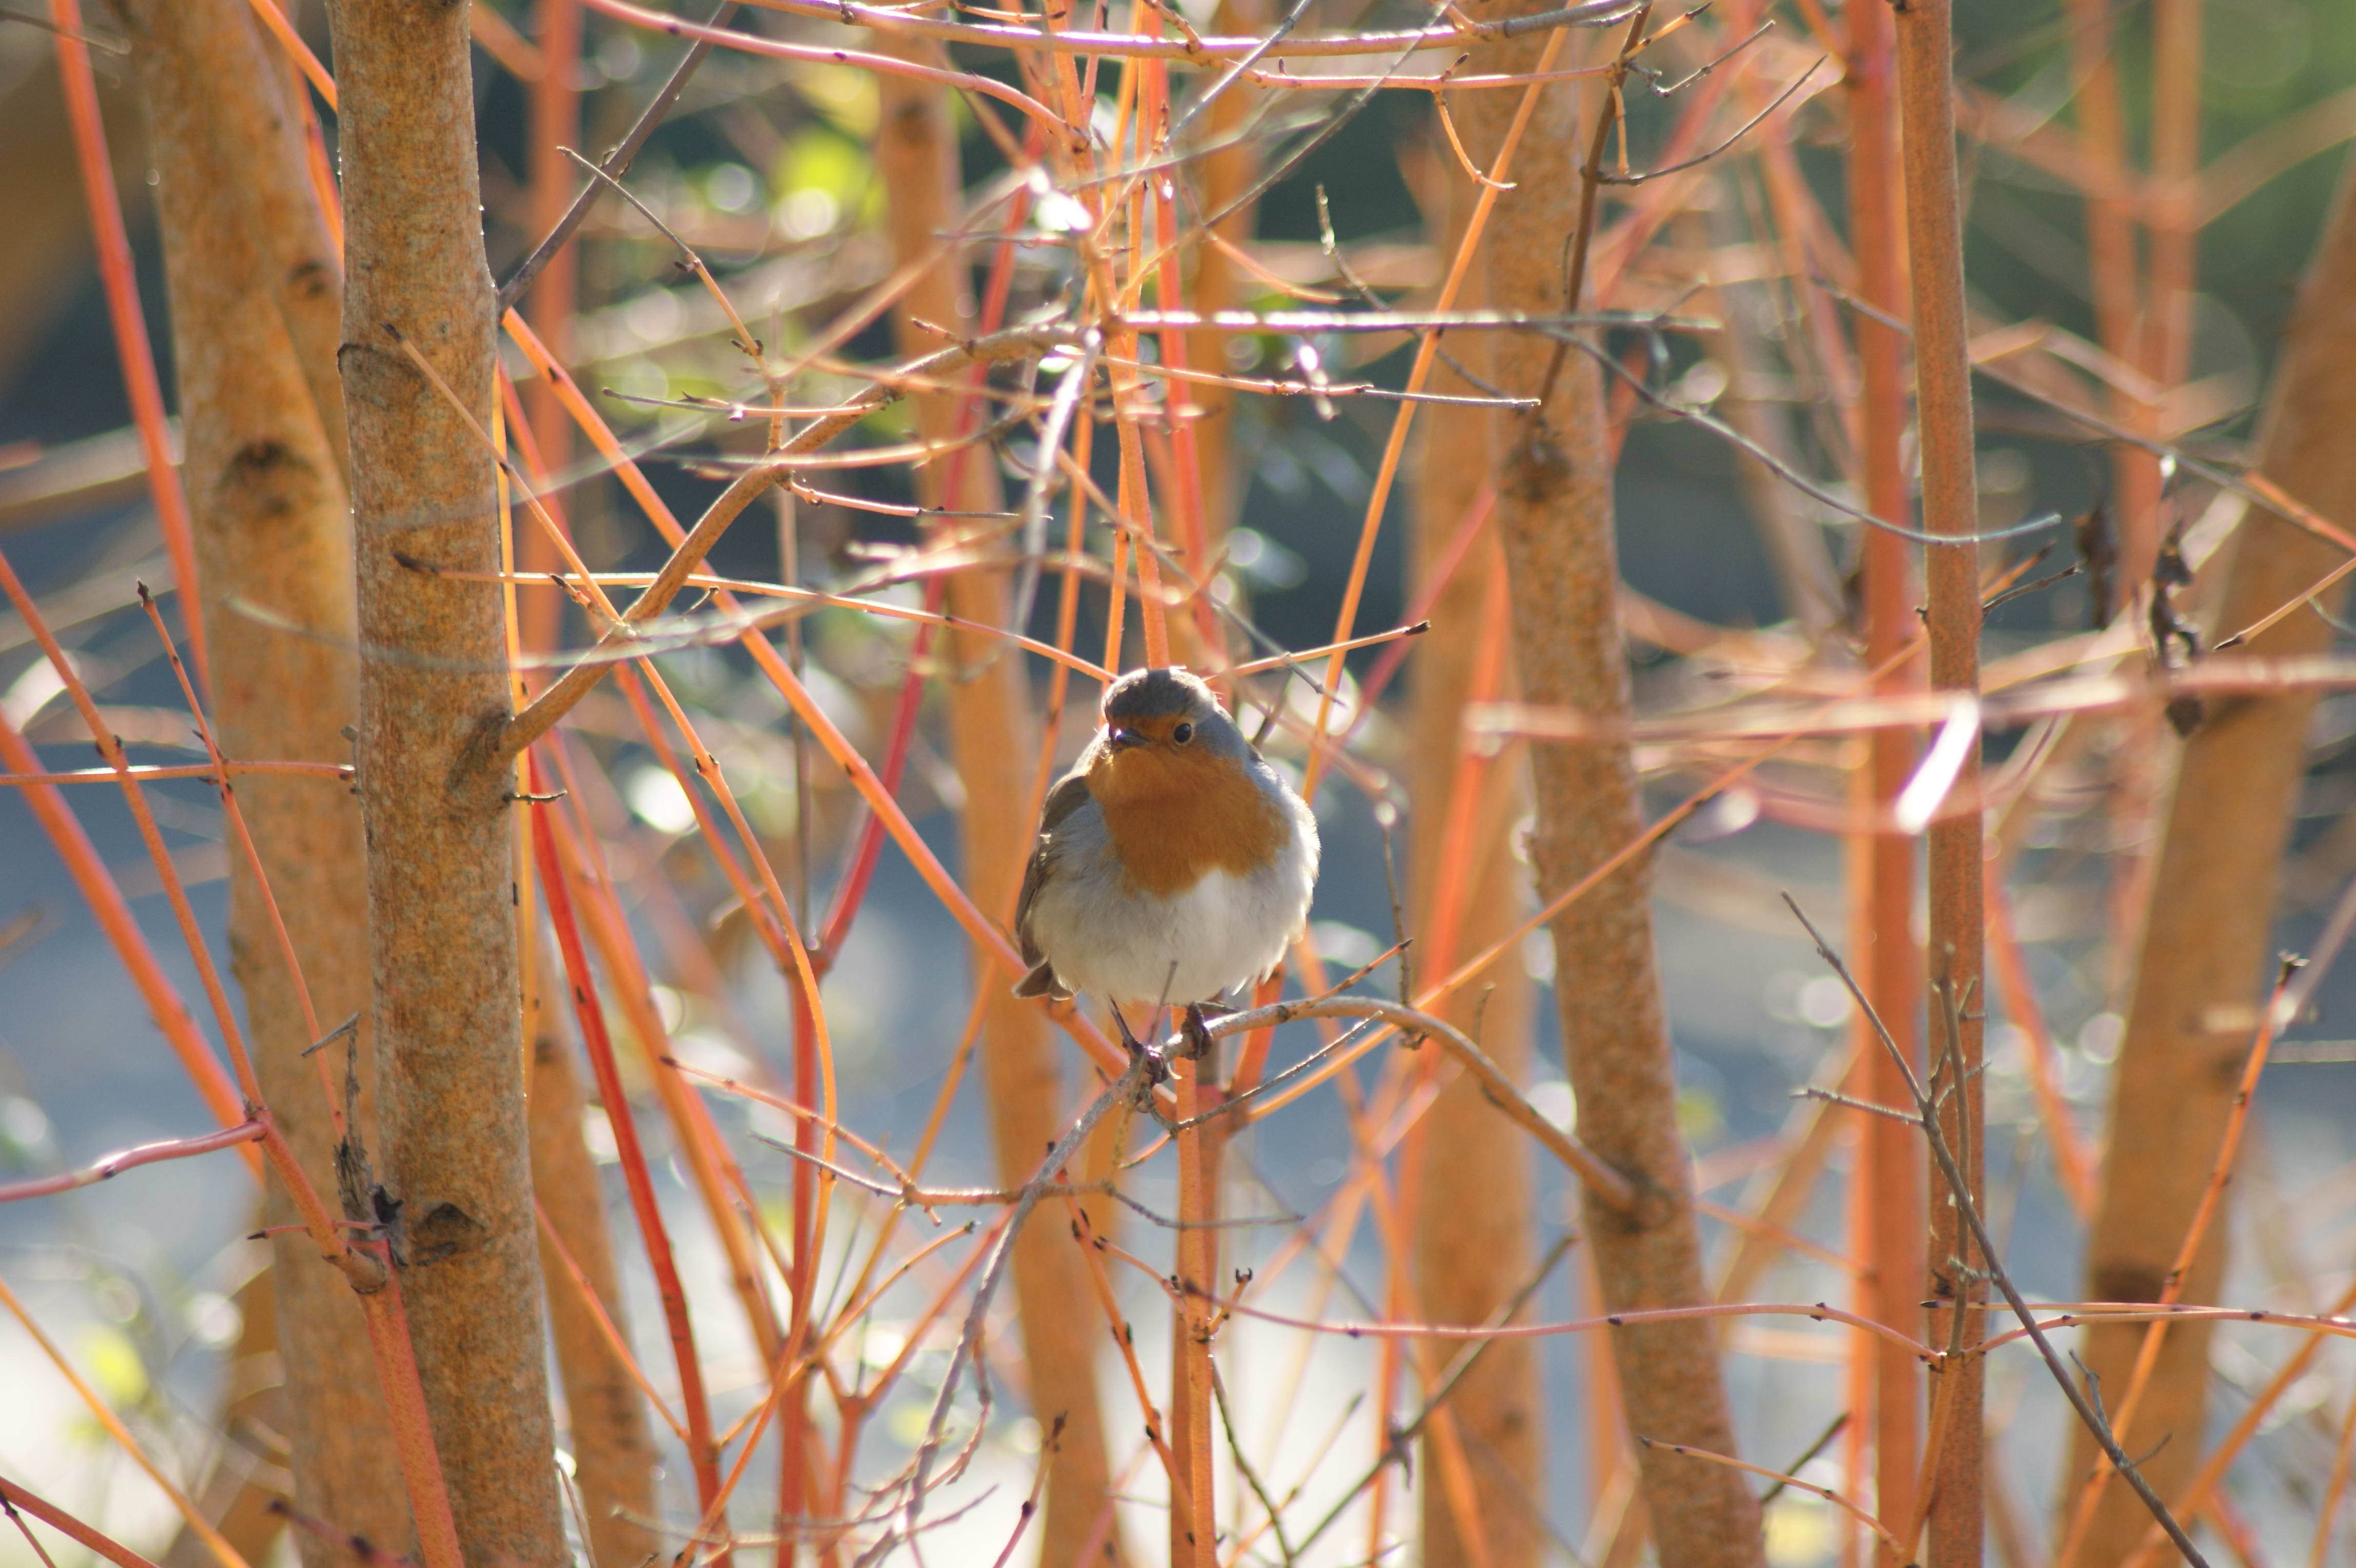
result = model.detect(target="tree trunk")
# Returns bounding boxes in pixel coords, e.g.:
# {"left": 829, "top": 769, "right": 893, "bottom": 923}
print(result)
{"left": 1463, "top": 10, "right": 1762, "bottom": 1565}
{"left": 2067, "top": 151, "right": 2356, "bottom": 1565}
{"left": 874, "top": 52, "right": 1125, "bottom": 1567}
{"left": 123, "top": 0, "right": 406, "bottom": 1555}
{"left": 325, "top": 1, "right": 565, "bottom": 1562}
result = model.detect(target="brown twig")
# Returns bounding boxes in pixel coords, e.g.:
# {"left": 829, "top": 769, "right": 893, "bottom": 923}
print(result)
{"left": 1192, "top": 994, "right": 1639, "bottom": 1211}
{"left": 902, "top": 1050, "right": 1154, "bottom": 1539}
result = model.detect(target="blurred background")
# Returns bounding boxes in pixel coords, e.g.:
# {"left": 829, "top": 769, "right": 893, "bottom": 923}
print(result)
{"left": 9, "top": 1, "right": 2356, "bottom": 1564}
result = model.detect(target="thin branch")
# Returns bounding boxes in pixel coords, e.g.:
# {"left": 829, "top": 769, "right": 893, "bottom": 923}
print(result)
{"left": 1564, "top": 334, "right": 2067, "bottom": 545}
{"left": 902, "top": 1049, "right": 1155, "bottom": 1537}
{"left": 0, "top": 1120, "right": 266, "bottom": 1205}
{"left": 1779, "top": 894, "right": 2212, "bottom": 1568}
{"left": 1594, "top": 57, "right": 1824, "bottom": 186}
{"left": 1288, "top": 1235, "right": 1578, "bottom": 1558}
{"left": 1639, "top": 1436, "right": 1913, "bottom": 1565}
{"left": 1188, "top": 995, "right": 1641, "bottom": 1212}
{"left": 499, "top": 324, "right": 1075, "bottom": 760}
{"left": 1010, "top": 332, "right": 1101, "bottom": 648}
{"left": 497, "top": 0, "right": 739, "bottom": 312}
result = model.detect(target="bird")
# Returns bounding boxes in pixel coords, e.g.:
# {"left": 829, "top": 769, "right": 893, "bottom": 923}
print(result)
{"left": 1014, "top": 667, "right": 1319, "bottom": 1056}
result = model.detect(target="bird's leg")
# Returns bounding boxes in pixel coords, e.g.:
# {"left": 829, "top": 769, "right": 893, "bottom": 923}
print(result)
{"left": 1107, "top": 1001, "right": 1148, "bottom": 1060}
{"left": 1107, "top": 1001, "right": 1175, "bottom": 1098}
{"left": 1177, "top": 1002, "right": 1216, "bottom": 1062}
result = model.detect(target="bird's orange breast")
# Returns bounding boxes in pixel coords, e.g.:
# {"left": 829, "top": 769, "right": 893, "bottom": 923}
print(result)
{"left": 1086, "top": 745, "right": 1289, "bottom": 897}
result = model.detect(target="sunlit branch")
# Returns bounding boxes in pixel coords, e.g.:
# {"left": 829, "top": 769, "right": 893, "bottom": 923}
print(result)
{"left": 723, "top": 0, "right": 1643, "bottom": 64}
{"left": 1193, "top": 994, "right": 1640, "bottom": 1211}
{"left": 500, "top": 324, "right": 1074, "bottom": 760}
{"left": 0, "top": 761, "right": 350, "bottom": 787}
{"left": 0, "top": 1120, "right": 266, "bottom": 1206}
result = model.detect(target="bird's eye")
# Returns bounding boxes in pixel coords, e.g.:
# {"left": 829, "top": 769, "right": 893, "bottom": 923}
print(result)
{"left": 1172, "top": 721, "right": 1194, "bottom": 744}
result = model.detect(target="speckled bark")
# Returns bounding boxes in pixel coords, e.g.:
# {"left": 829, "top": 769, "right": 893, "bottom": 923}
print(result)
{"left": 874, "top": 53, "right": 1124, "bottom": 1567}
{"left": 1462, "top": 10, "right": 1762, "bottom": 1565}
{"left": 1404, "top": 137, "right": 1544, "bottom": 1568}
{"left": 2070, "top": 153, "right": 2356, "bottom": 1565}
{"left": 123, "top": 1, "right": 403, "bottom": 1557}
{"left": 324, "top": 2, "right": 563, "bottom": 1563}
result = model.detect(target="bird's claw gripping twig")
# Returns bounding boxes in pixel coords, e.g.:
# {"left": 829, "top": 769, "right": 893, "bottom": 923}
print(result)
{"left": 1176, "top": 1002, "right": 1217, "bottom": 1062}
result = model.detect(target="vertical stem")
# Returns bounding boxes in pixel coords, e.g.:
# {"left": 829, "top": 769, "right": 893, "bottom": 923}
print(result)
{"left": 49, "top": 0, "right": 208, "bottom": 687}
{"left": 873, "top": 48, "right": 1125, "bottom": 1565}
{"left": 1468, "top": 12, "right": 1760, "bottom": 1564}
{"left": 1891, "top": 5, "right": 1986, "bottom": 1564}
{"left": 1169, "top": 1057, "right": 1221, "bottom": 1568}
{"left": 2142, "top": 0, "right": 2203, "bottom": 424}
{"left": 534, "top": 802, "right": 728, "bottom": 1553}
{"left": 1408, "top": 250, "right": 1542, "bottom": 1563}
{"left": 2102, "top": 0, "right": 2201, "bottom": 1042}
{"left": 325, "top": 1, "right": 565, "bottom": 1562}
{"left": 527, "top": 1025, "right": 660, "bottom": 1568}
{"left": 1400, "top": 86, "right": 1530, "bottom": 1568}
{"left": 1180, "top": 0, "right": 1266, "bottom": 556}
{"left": 1844, "top": 2, "right": 1921, "bottom": 1556}
{"left": 119, "top": 0, "right": 410, "bottom": 1557}
{"left": 2060, "top": 0, "right": 2152, "bottom": 607}
{"left": 520, "top": 0, "right": 582, "bottom": 658}
{"left": 776, "top": 981, "right": 818, "bottom": 1567}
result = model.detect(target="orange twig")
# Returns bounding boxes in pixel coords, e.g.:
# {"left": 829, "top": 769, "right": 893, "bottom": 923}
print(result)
{"left": 50, "top": 0, "right": 206, "bottom": 687}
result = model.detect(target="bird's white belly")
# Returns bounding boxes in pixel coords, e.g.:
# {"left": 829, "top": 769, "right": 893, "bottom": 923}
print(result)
{"left": 1034, "top": 849, "right": 1312, "bottom": 1007}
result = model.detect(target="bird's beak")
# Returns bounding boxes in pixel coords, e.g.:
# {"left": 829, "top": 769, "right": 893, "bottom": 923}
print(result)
{"left": 1107, "top": 725, "right": 1145, "bottom": 750}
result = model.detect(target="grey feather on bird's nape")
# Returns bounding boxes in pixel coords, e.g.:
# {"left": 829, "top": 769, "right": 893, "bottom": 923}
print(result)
{"left": 1102, "top": 667, "right": 1212, "bottom": 721}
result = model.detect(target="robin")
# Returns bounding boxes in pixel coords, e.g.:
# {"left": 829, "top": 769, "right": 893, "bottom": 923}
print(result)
{"left": 1015, "top": 667, "right": 1320, "bottom": 1055}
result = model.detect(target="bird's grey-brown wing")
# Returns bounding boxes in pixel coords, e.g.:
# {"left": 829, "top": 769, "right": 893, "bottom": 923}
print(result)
{"left": 1013, "top": 769, "right": 1093, "bottom": 997}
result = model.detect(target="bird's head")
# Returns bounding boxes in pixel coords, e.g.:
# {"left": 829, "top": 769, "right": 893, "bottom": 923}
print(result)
{"left": 1087, "top": 668, "right": 1248, "bottom": 805}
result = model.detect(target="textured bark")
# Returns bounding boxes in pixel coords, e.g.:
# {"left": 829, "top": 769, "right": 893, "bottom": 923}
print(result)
{"left": 1462, "top": 13, "right": 1760, "bottom": 1565}
{"left": 1893, "top": 4, "right": 1987, "bottom": 1563}
{"left": 326, "top": 2, "right": 564, "bottom": 1563}
{"left": 1405, "top": 147, "right": 1543, "bottom": 1568}
{"left": 2068, "top": 152, "right": 2356, "bottom": 1565}
{"left": 874, "top": 53, "right": 1123, "bottom": 1567}
{"left": 122, "top": 1, "right": 406, "bottom": 1557}
{"left": 528, "top": 1030, "right": 660, "bottom": 1568}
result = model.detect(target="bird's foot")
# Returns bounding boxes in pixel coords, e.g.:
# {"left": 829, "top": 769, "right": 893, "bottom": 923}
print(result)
{"left": 1175, "top": 1002, "right": 1217, "bottom": 1062}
